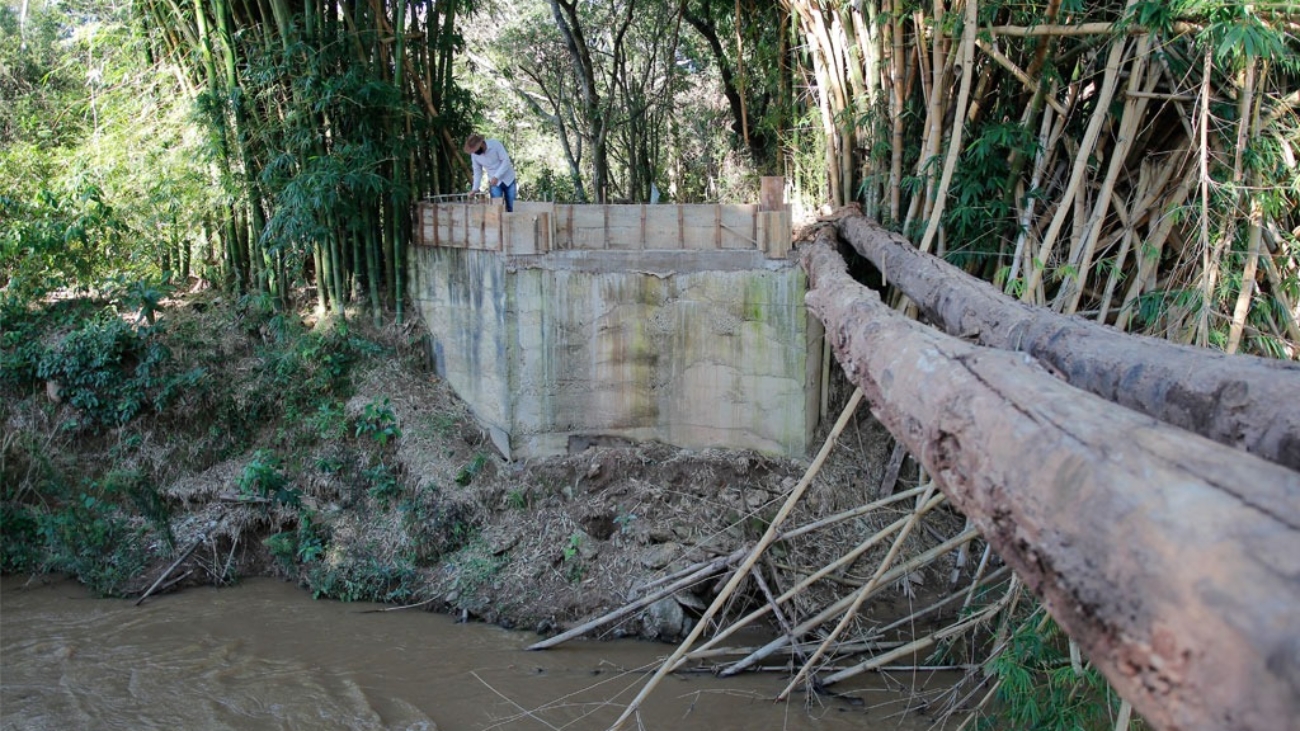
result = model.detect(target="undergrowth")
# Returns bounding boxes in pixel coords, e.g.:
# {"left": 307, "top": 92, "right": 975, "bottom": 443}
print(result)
{"left": 0, "top": 292, "right": 422, "bottom": 601}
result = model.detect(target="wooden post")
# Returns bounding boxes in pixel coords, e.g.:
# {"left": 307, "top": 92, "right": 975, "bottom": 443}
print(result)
{"left": 760, "top": 176, "right": 785, "bottom": 211}
{"left": 760, "top": 178, "right": 791, "bottom": 259}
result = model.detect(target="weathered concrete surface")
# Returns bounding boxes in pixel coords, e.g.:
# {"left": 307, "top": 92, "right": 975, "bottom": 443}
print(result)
{"left": 409, "top": 247, "right": 821, "bottom": 459}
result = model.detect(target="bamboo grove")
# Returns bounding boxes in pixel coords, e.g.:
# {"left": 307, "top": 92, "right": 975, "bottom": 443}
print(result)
{"left": 779, "top": 0, "right": 1300, "bottom": 355}
{"left": 10, "top": 0, "right": 1292, "bottom": 353}
{"left": 134, "top": 0, "right": 476, "bottom": 322}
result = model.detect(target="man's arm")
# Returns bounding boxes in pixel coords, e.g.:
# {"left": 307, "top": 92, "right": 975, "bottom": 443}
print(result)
{"left": 470, "top": 157, "right": 484, "bottom": 191}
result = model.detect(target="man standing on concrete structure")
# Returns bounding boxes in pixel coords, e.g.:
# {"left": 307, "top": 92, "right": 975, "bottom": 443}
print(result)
{"left": 464, "top": 133, "right": 517, "bottom": 212}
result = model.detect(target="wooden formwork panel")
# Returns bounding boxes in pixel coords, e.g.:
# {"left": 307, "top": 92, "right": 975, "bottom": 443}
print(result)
{"left": 720, "top": 204, "right": 759, "bottom": 249}
{"left": 603, "top": 205, "right": 642, "bottom": 250}
{"left": 677, "top": 204, "right": 761, "bottom": 250}
{"left": 416, "top": 204, "right": 436, "bottom": 247}
{"left": 567, "top": 206, "right": 608, "bottom": 249}
{"left": 504, "top": 211, "right": 551, "bottom": 255}
{"left": 644, "top": 207, "right": 684, "bottom": 250}
{"left": 413, "top": 201, "right": 789, "bottom": 257}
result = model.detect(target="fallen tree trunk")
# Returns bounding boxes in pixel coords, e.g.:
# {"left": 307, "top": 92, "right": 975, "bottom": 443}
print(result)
{"left": 799, "top": 228, "right": 1300, "bottom": 731}
{"left": 834, "top": 213, "right": 1300, "bottom": 474}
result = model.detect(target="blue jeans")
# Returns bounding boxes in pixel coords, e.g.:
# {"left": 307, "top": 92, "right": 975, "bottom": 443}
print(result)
{"left": 490, "top": 180, "right": 517, "bottom": 212}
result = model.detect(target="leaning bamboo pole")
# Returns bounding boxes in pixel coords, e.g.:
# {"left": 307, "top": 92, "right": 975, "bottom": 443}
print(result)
{"left": 819, "top": 574, "right": 1017, "bottom": 686}
{"left": 1055, "top": 34, "right": 1156, "bottom": 315}
{"left": 714, "top": 526, "right": 981, "bottom": 677}
{"left": 776, "top": 482, "right": 939, "bottom": 699}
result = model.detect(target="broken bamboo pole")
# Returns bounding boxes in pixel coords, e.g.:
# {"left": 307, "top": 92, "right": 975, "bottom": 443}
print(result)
{"left": 799, "top": 228, "right": 1300, "bottom": 731}
{"left": 835, "top": 212, "right": 1300, "bottom": 473}
{"left": 136, "top": 538, "right": 203, "bottom": 606}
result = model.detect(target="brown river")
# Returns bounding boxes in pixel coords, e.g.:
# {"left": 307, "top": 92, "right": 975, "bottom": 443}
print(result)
{"left": 1, "top": 577, "right": 943, "bottom": 730}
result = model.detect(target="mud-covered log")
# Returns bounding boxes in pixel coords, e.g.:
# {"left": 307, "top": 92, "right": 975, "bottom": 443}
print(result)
{"left": 799, "top": 229, "right": 1300, "bottom": 731}
{"left": 835, "top": 213, "right": 1300, "bottom": 474}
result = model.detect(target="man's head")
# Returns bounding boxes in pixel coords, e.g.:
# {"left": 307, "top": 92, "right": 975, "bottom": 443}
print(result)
{"left": 463, "top": 134, "right": 485, "bottom": 154}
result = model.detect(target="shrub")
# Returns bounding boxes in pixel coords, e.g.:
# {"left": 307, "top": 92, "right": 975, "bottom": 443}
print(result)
{"left": 238, "top": 450, "right": 301, "bottom": 508}
{"left": 36, "top": 493, "right": 148, "bottom": 596}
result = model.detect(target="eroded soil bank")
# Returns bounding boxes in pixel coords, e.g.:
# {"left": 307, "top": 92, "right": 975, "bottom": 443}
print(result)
{"left": 2, "top": 291, "right": 933, "bottom": 645}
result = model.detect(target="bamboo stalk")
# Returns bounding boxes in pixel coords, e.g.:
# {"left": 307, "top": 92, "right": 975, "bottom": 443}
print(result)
{"left": 1006, "top": 87, "right": 1058, "bottom": 289}
{"left": 1057, "top": 34, "right": 1155, "bottom": 314}
{"left": 136, "top": 538, "right": 203, "bottom": 605}
{"left": 1115, "top": 156, "right": 1197, "bottom": 331}
{"left": 1227, "top": 62, "right": 1266, "bottom": 354}
{"left": 676, "top": 489, "right": 939, "bottom": 665}
{"left": 872, "top": 565, "right": 1010, "bottom": 637}
{"left": 527, "top": 546, "right": 747, "bottom": 650}
{"left": 779, "top": 484, "right": 927, "bottom": 540}
{"left": 1227, "top": 197, "right": 1264, "bottom": 354}
{"left": 1260, "top": 230, "right": 1300, "bottom": 344}
{"left": 819, "top": 577, "right": 1016, "bottom": 687}
{"left": 887, "top": 0, "right": 905, "bottom": 223}
{"left": 1098, "top": 157, "right": 1176, "bottom": 323}
{"left": 1115, "top": 699, "right": 1134, "bottom": 730}
{"left": 916, "top": 0, "right": 977, "bottom": 255}
{"left": 779, "top": 494, "right": 946, "bottom": 598}
{"left": 750, "top": 564, "right": 807, "bottom": 667}
{"left": 1193, "top": 45, "right": 1222, "bottom": 347}
{"left": 1022, "top": 2, "right": 1136, "bottom": 301}
{"left": 974, "top": 38, "right": 1068, "bottom": 116}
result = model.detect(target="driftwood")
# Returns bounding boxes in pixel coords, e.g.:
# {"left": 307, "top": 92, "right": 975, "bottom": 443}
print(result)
{"left": 526, "top": 546, "right": 748, "bottom": 651}
{"left": 800, "top": 228, "right": 1300, "bottom": 731}
{"left": 835, "top": 213, "right": 1300, "bottom": 473}
{"left": 136, "top": 538, "right": 203, "bottom": 606}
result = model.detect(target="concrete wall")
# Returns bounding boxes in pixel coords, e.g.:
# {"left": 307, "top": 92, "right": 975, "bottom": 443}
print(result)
{"left": 409, "top": 241, "right": 821, "bottom": 460}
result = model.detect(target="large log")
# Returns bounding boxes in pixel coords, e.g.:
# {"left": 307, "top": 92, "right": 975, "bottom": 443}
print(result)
{"left": 835, "top": 213, "right": 1300, "bottom": 474}
{"left": 799, "top": 228, "right": 1300, "bottom": 731}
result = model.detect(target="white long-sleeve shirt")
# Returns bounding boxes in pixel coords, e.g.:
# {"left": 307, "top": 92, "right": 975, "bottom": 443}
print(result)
{"left": 469, "top": 139, "right": 516, "bottom": 191}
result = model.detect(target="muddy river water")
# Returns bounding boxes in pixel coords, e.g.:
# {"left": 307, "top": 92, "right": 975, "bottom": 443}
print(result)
{"left": 1, "top": 577, "right": 943, "bottom": 730}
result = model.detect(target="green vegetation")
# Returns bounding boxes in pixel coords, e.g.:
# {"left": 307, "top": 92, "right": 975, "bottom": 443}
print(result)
{"left": 0, "top": 292, "right": 405, "bottom": 600}
{"left": 975, "top": 613, "right": 1142, "bottom": 731}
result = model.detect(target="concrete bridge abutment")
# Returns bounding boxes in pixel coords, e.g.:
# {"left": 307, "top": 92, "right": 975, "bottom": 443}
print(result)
{"left": 409, "top": 187, "right": 820, "bottom": 460}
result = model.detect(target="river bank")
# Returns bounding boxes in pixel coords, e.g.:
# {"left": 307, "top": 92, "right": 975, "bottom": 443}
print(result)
{"left": 0, "top": 290, "right": 908, "bottom": 643}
